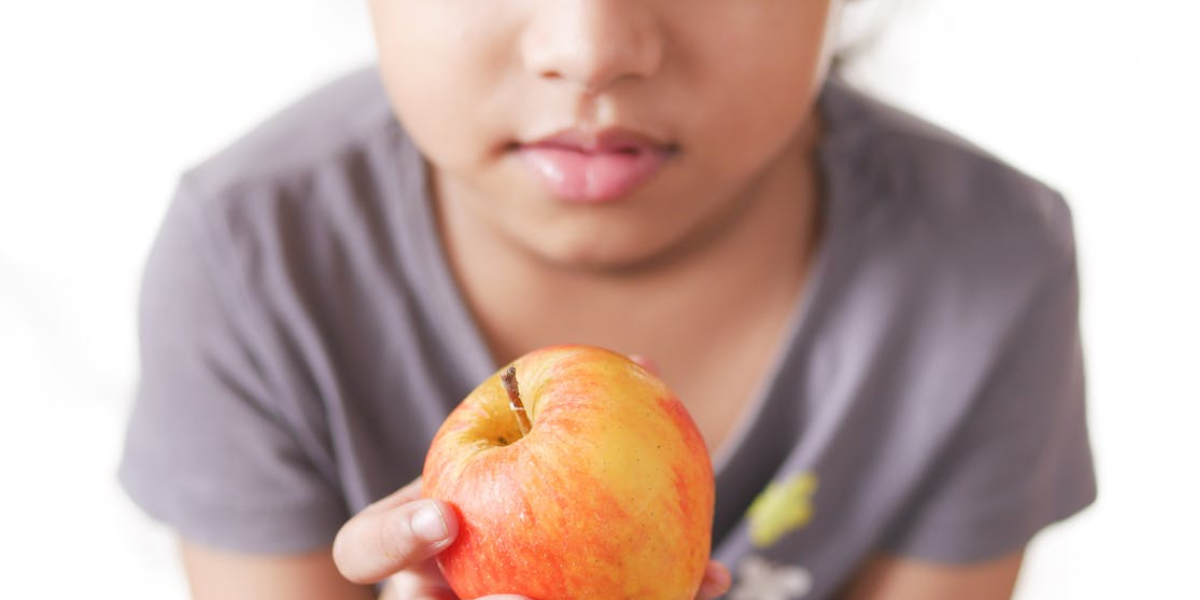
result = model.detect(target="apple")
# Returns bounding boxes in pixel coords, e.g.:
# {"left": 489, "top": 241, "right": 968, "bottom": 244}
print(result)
{"left": 422, "top": 345, "right": 715, "bottom": 600}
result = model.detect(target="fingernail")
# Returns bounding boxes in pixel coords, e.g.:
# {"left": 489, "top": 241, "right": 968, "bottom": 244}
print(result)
{"left": 410, "top": 501, "right": 449, "bottom": 543}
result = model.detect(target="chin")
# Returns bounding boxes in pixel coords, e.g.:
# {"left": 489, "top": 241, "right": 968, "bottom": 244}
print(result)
{"left": 538, "top": 245, "right": 655, "bottom": 275}
{"left": 525, "top": 227, "right": 672, "bottom": 275}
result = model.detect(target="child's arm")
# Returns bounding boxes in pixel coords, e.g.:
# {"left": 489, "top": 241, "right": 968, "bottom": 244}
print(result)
{"left": 180, "top": 541, "right": 375, "bottom": 600}
{"left": 840, "top": 551, "right": 1023, "bottom": 600}
{"left": 173, "top": 479, "right": 472, "bottom": 600}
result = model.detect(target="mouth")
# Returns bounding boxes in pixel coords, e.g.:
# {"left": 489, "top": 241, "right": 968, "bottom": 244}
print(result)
{"left": 511, "top": 127, "right": 679, "bottom": 204}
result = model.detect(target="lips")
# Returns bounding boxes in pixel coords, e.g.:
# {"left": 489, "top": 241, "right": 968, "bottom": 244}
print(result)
{"left": 514, "top": 128, "right": 677, "bottom": 203}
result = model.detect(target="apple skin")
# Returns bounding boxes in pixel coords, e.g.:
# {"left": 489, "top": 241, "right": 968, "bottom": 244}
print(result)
{"left": 422, "top": 345, "right": 714, "bottom": 600}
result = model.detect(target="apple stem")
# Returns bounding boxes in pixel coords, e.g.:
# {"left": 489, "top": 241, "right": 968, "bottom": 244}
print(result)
{"left": 502, "top": 366, "right": 532, "bottom": 437}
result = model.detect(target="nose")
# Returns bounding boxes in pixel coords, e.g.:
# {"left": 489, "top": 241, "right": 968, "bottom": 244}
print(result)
{"left": 520, "top": 0, "right": 664, "bottom": 94}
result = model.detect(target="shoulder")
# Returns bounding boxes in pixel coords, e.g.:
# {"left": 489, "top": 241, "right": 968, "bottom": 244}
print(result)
{"left": 821, "top": 79, "right": 1077, "bottom": 296}
{"left": 151, "top": 65, "right": 430, "bottom": 348}
{"left": 182, "top": 65, "right": 401, "bottom": 202}
{"left": 160, "top": 65, "right": 426, "bottom": 292}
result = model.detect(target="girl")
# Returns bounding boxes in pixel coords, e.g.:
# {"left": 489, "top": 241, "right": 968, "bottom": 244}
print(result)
{"left": 119, "top": 1, "right": 1095, "bottom": 598}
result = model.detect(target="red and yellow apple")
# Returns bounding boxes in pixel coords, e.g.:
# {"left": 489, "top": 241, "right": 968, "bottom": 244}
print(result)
{"left": 422, "top": 345, "right": 714, "bottom": 600}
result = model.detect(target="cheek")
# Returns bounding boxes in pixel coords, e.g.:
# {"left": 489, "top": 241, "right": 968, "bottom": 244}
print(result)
{"left": 679, "top": 6, "right": 833, "bottom": 173}
{"left": 370, "top": 6, "right": 513, "bottom": 167}
{"left": 709, "top": 58, "right": 821, "bottom": 155}
{"left": 383, "top": 60, "right": 482, "bottom": 165}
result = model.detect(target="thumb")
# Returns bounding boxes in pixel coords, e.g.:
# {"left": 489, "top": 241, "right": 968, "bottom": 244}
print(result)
{"left": 333, "top": 497, "right": 459, "bottom": 584}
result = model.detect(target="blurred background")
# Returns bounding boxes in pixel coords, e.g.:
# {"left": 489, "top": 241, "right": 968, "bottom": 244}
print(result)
{"left": 1, "top": 0, "right": 1196, "bottom": 597}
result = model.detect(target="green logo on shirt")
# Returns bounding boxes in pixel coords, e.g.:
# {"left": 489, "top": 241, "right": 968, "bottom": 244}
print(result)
{"left": 747, "top": 472, "right": 819, "bottom": 547}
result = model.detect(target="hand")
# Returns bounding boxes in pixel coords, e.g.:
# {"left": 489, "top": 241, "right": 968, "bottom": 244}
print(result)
{"left": 333, "top": 478, "right": 731, "bottom": 600}
{"left": 333, "top": 478, "right": 517, "bottom": 599}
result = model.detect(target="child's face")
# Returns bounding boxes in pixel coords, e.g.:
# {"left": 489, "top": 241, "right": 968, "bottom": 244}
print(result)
{"left": 368, "top": 0, "right": 838, "bottom": 270}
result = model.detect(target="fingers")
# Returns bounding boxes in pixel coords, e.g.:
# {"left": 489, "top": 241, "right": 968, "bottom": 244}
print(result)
{"left": 333, "top": 496, "right": 459, "bottom": 584}
{"left": 383, "top": 564, "right": 458, "bottom": 600}
{"left": 696, "top": 561, "right": 732, "bottom": 600}
{"left": 627, "top": 354, "right": 661, "bottom": 376}
{"left": 389, "top": 561, "right": 536, "bottom": 600}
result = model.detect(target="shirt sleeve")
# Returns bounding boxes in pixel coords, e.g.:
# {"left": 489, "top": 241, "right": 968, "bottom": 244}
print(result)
{"left": 118, "top": 178, "right": 347, "bottom": 553}
{"left": 881, "top": 210, "right": 1098, "bottom": 563}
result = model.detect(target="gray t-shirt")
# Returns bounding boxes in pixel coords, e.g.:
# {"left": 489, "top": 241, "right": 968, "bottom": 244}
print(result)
{"left": 119, "top": 66, "right": 1096, "bottom": 599}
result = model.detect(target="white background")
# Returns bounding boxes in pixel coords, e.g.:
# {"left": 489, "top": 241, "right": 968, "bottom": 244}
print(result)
{"left": 1, "top": 0, "right": 1196, "bottom": 597}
